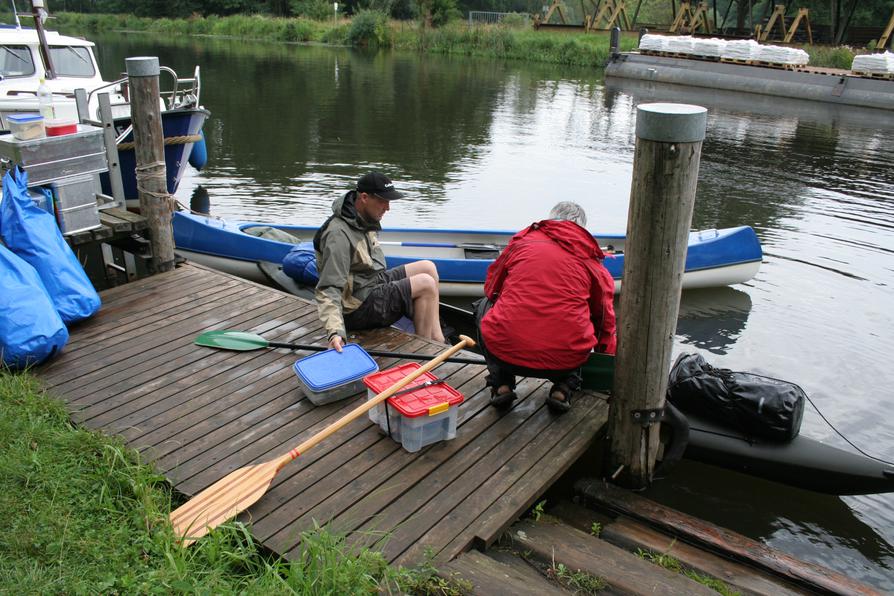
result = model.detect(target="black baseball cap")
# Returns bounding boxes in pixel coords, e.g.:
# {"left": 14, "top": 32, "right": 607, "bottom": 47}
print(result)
{"left": 356, "top": 171, "right": 405, "bottom": 201}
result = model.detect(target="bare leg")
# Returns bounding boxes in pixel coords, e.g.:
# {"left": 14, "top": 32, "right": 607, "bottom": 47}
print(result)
{"left": 407, "top": 261, "right": 444, "bottom": 342}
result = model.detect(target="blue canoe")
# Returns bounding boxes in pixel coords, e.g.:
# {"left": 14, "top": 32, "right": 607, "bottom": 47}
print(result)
{"left": 172, "top": 211, "right": 763, "bottom": 296}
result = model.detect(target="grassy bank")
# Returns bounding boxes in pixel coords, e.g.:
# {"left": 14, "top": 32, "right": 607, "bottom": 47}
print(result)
{"left": 0, "top": 370, "right": 455, "bottom": 594}
{"left": 48, "top": 11, "right": 862, "bottom": 70}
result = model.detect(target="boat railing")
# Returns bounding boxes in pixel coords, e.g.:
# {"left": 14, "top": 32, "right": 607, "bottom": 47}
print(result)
{"left": 85, "top": 64, "right": 201, "bottom": 116}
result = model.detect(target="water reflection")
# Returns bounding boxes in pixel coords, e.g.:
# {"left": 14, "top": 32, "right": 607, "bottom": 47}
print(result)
{"left": 646, "top": 460, "right": 894, "bottom": 591}
{"left": 674, "top": 287, "right": 752, "bottom": 355}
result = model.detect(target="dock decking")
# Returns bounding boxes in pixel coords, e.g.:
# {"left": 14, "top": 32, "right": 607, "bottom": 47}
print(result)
{"left": 36, "top": 263, "right": 609, "bottom": 566}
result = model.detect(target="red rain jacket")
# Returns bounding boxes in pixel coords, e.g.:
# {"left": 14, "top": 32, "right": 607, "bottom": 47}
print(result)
{"left": 480, "top": 219, "right": 617, "bottom": 370}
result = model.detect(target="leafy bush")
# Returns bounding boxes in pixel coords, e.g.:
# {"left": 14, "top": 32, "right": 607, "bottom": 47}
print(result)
{"left": 348, "top": 9, "right": 391, "bottom": 47}
{"left": 292, "top": 0, "right": 339, "bottom": 21}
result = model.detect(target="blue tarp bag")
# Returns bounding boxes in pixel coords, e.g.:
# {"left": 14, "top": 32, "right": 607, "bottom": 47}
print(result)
{"left": 0, "top": 243, "right": 69, "bottom": 369}
{"left": 282, "top": 242, "right": 320, "bottom": 285}
{"left": 0, "top": 167, "right": 101, "bottom": 324}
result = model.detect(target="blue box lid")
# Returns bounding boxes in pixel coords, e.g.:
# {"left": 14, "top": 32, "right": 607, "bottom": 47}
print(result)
{"left": 8, "top": 113, "right": 43, "bottom": 123}
{"left": 293, "top": 343, "right": 378, "bottom": 392}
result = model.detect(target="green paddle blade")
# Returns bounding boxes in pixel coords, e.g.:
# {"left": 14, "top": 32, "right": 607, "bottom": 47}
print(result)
{"left": 194, "top": 330, "right": 270, "bottom": 351}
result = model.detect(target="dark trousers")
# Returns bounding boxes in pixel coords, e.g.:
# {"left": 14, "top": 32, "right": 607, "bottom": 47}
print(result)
{"left": 473, "top": 298, "right": 582, "bottom": 393}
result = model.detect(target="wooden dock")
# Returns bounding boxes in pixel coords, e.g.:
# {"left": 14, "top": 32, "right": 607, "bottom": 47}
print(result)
{"left": 35, "top": 262, "right": 609, "bottom": 566}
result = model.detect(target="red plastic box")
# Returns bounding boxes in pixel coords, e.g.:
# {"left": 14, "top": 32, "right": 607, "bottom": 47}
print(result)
{"left": 45, "top": 119, "right": 78, "bottom": 136}
{"left": 363, "top": 362, "right": 464, "bottom": 452}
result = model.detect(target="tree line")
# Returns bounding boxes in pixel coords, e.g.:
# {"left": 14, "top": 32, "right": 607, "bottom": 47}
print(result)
{"left": 13, "top": 0, "right": 892, "bottom": 30}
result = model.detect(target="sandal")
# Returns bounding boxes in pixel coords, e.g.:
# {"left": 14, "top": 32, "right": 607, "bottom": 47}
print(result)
{"left": 546, "top": 383, "right": 574, "bottom": 414}
{"left": 489, "top": 385, "right": 517, "bottom": 408}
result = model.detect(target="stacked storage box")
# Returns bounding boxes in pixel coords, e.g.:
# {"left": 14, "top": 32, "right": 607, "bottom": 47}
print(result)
{"left": 0, "top": 125, "right": 107, "bottom": 235}
{"left": 364, "top": 362, "right": 465, "bottom": 453}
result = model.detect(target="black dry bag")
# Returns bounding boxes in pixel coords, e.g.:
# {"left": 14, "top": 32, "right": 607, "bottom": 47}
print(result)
{"left": 667, "top": 353, "right": 805, "bottom": 442}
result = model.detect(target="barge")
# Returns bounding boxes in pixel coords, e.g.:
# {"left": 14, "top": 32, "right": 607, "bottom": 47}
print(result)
{"left": 605, "top": 52, "right": 894, "bottom": 111}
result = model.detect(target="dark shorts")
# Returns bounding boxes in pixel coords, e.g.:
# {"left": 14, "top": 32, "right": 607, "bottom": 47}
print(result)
{"left": 344, "top": 266, "right": 414, "bottom": 330}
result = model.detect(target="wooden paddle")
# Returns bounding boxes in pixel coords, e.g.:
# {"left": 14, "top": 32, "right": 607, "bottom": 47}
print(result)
{"left": 169, "top": 335, "right": 476, "bottom": 546}
{"left": 194, "top": 330, "right": 484, "bottom": 365}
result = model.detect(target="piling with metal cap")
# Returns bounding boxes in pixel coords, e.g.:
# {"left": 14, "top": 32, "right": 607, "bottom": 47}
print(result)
{"left": 607, "top": 103, "right": 707, "bottom": 489}
{"left": 126, "top": 56, "right": 175, "bottom": 273}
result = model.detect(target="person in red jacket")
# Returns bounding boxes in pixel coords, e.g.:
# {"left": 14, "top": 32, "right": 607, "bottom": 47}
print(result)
{"left": 475, "top": 201, "right": 617, "bottom": 413}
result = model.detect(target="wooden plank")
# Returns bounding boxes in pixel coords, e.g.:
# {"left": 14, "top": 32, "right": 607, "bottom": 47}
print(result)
{"left": 508, "top": 518, "right": 716, "bottom": 595}
{"left": 50, "top": 291, "right": 285, "bottom": 393}
{"left": 441, "top": 550, "right": 567, "bottom": 595}
{"left": 47, "top": 288, "right": 284, "bottom": 387}
{"left": 136, "top": 330, "right": 413, "bottom": 463}
{"left": 64, "top": 302, "right": 316, "bottom": 406}
{"left": 80, "top": 319, "right": 315, "bottom": 433}
{"left": 166, "top": 333, "right": 430, "bottom": 492}
{"left": 602, "top": 517, "right": 811, "bottom": 596}
{"left": 64, "top": 271, "right": 238, "bottom": 341}
{"left": 99, "top": 210, "right": 133, "bottom": 233}
{"left": 66, "top": 228, "right": 101, "bottom": 245}
{"left": 372, "top": 388, "right": 593, "bottom": 563}
{"left": 269, "top": 374, "right": 536, "bottom": 552}
{"left": 575, "top": 480, "right": 884, "bottom": 596}
{"left": 401, "top": 396, "right": 607, "bottom": 566}
{"left": 63, "top": 303, "right": 308, "bottom": 426}
{"left": 252, "top": 365, "right": 491, "bottom": 547}
{"left": 42, "top": 272, "right": 254, "bottom": 369}
{"left": 50, "top": 283, "right": 267, "bottom": 391}
{"left": 103, "top": 207, "right": 148, "bottom": 230}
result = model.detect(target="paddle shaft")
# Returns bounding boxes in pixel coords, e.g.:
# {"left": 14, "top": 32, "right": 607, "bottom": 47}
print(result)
{"left": 265, "top": 341, "right": 484, "bottom": 365}
{"left": 276, "top": 335, "right": 476, "bottom": 470}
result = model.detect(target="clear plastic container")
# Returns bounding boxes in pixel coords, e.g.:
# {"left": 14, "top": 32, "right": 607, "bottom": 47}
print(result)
{"left": 293, "top": 343, "right": 378, "bottom": 405}
{"left": 363, "top": 363, "right": 464, "bottom": 453}
{"left": 7, "top": 113, "right": 45, "bottom": 140}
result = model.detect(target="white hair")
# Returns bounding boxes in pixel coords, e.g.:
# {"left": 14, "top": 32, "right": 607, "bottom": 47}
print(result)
{"left": 548, "top": 201, "right": 587, "bottom": 227}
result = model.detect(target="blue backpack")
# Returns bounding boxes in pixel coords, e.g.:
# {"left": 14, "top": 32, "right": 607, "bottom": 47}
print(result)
{"left": 0, "top": 167, "right": 101, "bottom": 324}
{"left": 282, "top": 242, "right": 320, "bottom": 285}
{"left": 0, "top": 243, "right": 69, "bottom": 369}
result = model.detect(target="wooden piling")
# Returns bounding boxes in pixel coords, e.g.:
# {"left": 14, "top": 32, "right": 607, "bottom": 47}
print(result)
{"left": 608, "top": 103, "right": 707, "bottom": 489}
{"left": 125, "top": 56, "right": 175, "bottom": 273}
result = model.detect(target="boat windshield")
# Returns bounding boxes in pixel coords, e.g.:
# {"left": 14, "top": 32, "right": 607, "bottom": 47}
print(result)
{"left": 0, "top": 45, "right": 35, "bottom": 78}
{"left": 49, "top": 45, "right": 95, "bottom": 77}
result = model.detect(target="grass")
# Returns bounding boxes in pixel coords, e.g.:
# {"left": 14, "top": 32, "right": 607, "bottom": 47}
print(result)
{"left": 636, "top": 547, "right": 741, "bottom": 596}
{"left": 0, "top": 369, "right": 460, "bottom": 594}
{"left": 40, "top": 11, "right": 872, "bottom": 70}
{"left": 547, "top": 562, "right": 607, "bottom": 593}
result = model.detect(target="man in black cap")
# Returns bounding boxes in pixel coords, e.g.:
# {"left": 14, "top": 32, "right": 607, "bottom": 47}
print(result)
{"left": 313, "top": 171, "right": 444, "bottom": 351}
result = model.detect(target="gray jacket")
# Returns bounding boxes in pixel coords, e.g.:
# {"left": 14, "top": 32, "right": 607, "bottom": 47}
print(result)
{"left": 313, "top": 191, "right": 387, "bottom": 340}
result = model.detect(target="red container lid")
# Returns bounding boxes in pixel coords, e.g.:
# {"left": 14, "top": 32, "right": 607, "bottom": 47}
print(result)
{"left": 45, "top": 120, "right": 77, "bottom": 136}
{"left": 363, "top": 362, "right": 464, "bottom": 418}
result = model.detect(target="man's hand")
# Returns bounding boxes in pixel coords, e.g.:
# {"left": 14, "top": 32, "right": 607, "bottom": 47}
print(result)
{"left": 329, "top": 334, "right": 344, "bottom": 352}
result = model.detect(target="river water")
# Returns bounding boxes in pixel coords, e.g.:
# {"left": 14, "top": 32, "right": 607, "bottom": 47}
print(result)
{"left": 90, "top": 32, "right": 894, "bottom": 588}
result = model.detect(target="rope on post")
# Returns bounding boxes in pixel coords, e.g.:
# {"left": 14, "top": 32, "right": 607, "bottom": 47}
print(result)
{"left": 117, "top": 133, "right": 202, "bottom": 152}
{"left": 135, "top": 161, "right": 175, "bottom": 211}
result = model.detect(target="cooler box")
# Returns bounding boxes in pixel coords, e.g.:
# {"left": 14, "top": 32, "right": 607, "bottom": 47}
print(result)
{"left": 581, "top": 353, "right": 614, "bottom": 392}
{"left": 293, "top": 344, "right": 378, "bottom": 406}
{"left": 363, "top": 363, "right": 464, "bottom": 453}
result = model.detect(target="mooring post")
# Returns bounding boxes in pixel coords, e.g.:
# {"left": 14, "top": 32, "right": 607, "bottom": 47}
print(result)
{"left": 607, "top": 103, "right": 706, "bottom": 489}
{"left": 125, "top": 56, "right": 175, "bottom": 273}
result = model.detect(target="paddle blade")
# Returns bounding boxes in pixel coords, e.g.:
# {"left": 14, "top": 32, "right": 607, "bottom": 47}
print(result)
{"left": 169, "top": 459, "right": 280, "bottom": 546}
{"left": 194, "top": 330, "right": 270, "bottom": 351}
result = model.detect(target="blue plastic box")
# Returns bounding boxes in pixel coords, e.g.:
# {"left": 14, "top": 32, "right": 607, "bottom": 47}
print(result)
{"left": 293, "top": 344, "right": 378, "bottom": 405}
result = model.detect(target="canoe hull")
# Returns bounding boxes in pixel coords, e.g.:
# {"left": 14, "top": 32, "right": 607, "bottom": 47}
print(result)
{"left": 172, "top": 212, "right": 763, "bottom": 296}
